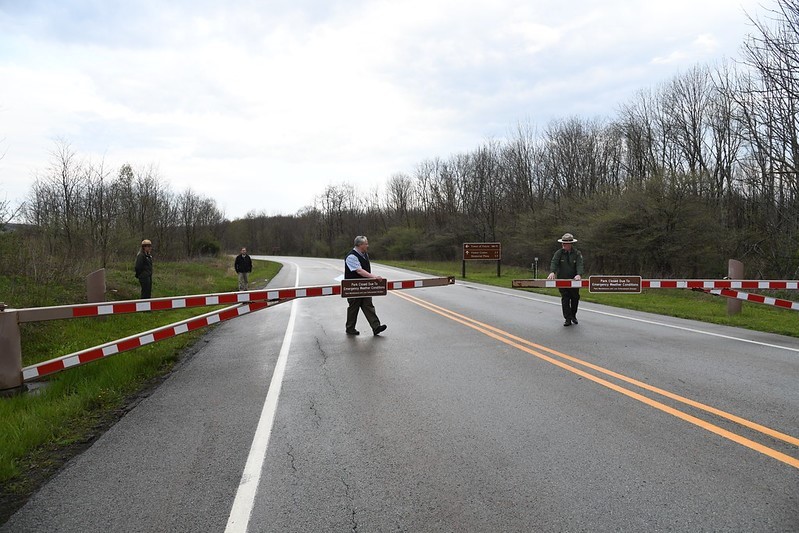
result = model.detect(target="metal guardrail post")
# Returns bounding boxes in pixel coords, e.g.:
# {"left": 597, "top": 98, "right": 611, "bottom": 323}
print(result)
{"left": 727, "top": 259, "right": 743, "bottom": 316}
{"left": 0, "top": 306, "right": 23, "bottom": 393}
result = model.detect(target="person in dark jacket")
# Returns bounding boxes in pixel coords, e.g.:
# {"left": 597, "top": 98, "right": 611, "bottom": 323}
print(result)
{"left": 134, "top": 239, "right": 154, "bottom": 299}
{"left": 547, "top": 232, "right": 584, "bottom": 326}
{"left": 234, "top": 247, "right": 253, "bottom": 290}
{"left": 344, "top": 235, "right": 387, "bottom": 336}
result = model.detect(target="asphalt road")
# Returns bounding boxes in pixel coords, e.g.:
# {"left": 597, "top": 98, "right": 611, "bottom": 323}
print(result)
{"left": 3, "top": 256, "right": 798, "bottom": 532}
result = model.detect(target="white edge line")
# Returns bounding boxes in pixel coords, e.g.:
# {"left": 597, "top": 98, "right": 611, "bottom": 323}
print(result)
{"left": 465, "top": 283, "right": 799, "bottom": 354}
{"left": 225, "top": 262, "right": 300, "bottom": 533}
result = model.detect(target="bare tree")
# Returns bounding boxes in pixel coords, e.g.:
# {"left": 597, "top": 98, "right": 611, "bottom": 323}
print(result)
{"left": 471, "top": 140, "right": 503, "bottom": 241}
{"left": 22, "top": 140, "right": 86, "bottom": 257}
{"left": 384, "top": 173, "right": 415, "bottom": 228}
{"left": 50, "top": 140, "right": 86, "bottom": 253}
{"left": 543, "top": 116, "right": 619, "bottom": 201}
{"left": 84, "top": 157, "right": 119, "bottom": 267}
{"left": 617, "top": 88, "right": 661, "bottom": 186}
{"left": 502, "top": 122, "right": 535, "bottom": 212}
{"left": 178, "top": 189, "right": 201, "bottom": 256}
{"left": 741, "top": 0, "right": 799, "bottom": 199}
{"left": 315, "top": 183, "right": 357, "bottom": 252}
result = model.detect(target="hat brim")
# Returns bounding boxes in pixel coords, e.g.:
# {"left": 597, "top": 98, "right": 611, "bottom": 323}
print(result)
{"left": 557, "top": 239, "right": 577, "bottom": 243}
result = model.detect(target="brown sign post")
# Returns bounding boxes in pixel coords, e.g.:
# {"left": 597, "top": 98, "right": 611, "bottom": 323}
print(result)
{"left": 462, "top": 242, "right": 501, "bottom": 278}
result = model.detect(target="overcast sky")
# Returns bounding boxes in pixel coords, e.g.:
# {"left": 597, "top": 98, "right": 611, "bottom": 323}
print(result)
{"left": 0, "top": 0, "right": 769, "bottom": 220}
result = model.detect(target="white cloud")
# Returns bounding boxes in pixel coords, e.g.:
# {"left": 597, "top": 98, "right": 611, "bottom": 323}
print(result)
{"left": 0, "top": 0, "right": 770, "bottom": 218}
{"left": 652, "top": 50, "right": 689, "bottom": 65}
{"left": 651, "top": 33, "right": 725, "bottom": 65}
{"left": 693, "top": 33, "right": 720, "bottom": 53}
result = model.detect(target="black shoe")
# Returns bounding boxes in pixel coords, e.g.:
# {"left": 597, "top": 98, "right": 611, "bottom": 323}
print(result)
{"left": 346, "top": 329, "right": 360, "bottom": 335}
{"left": 563, "top": 320, "right": 571, "bottom": 327}
{"left": 373, "top": 324, "right": 387, "bottom": 335}
{"left": 571, "top": 318, "right": 578, "bottom": 325}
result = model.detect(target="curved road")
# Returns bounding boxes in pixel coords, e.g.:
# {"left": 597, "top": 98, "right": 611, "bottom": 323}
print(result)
{"left": 3, "top": 257, "right": 798, "bottom": 532}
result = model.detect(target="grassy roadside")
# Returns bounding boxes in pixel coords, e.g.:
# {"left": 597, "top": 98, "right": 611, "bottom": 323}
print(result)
{"left": 381, "top": 260, "right": 799, "bottom": 338}
{"left": 0, "top": 257, "right": 281, "bottom": 522}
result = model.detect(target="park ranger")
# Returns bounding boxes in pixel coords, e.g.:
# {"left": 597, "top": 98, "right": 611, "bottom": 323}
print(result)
{"left": 547, "top": 233, "right": 584, "bottom": 326}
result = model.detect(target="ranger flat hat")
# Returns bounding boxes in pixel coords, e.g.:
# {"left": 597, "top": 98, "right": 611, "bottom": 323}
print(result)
{"left": 557, "top": 233, "right": 577, "bottom": 243}
{"left": 141, "top": 239, "right": 152, "bottom": 246}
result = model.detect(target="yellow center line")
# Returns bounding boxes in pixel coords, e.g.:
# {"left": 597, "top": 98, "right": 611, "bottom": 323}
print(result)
{"left": 400, "top": 292, "right": 799, "bottom": 447}
{"left": 393, "top": 291, "right": 799, "bottom": 470}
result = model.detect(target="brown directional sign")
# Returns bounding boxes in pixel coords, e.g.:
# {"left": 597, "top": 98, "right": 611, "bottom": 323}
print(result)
{"left": 341, "top": 278, "right": 388, "bottom": 298}
{"left": 589, "top": 275, "right": 642, "bottom": 293}
{"left": 463, "top": 242, "right": 501, "bottom": 260}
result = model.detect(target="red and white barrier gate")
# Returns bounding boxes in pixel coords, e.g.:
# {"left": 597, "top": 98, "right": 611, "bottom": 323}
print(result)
{"left": 22, "top": 301, "right": 272, "bottom": 382}
{"left": 512, "top": 278, "right": 799, "bottom": 312}
{"left": 701, "top": 288, "right": 799, "bottom": 312}
{"left": 15, "top": 285, "right": 342, "bottom": 323}
{"left": 6, "top": 276, "right": 455, "bottom": 387}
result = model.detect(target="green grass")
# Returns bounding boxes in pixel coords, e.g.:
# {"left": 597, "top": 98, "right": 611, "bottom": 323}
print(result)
{"left": 382, "top": 260, "right": 799, "bottom": 338}
{"left": 0, "top": 257, "right": 281, "bottom": 493}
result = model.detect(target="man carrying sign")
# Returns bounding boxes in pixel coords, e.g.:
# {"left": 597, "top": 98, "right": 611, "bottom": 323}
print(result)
{"left": 344, "top": 236, "right": 388, "bottom": 336}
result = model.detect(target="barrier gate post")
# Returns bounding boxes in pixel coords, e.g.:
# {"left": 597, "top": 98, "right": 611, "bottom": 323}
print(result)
{"left": 0, "top": 308, "right": 23, "bottom": 393}
{"left": 86, "top": 268, "right": 106, "bottom": 304}
{"left": 727, "top": 259, "right": 743, "bottom": 316}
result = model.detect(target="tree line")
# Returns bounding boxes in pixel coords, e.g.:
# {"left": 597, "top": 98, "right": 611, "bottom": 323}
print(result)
{"left": 1, "top": 141, "right": 225, "bottom": 282}
{"left": 3, "top": 0, "right": 798, "bottom": 281}
{"left": 226, "top": 1, "right": 799, "bottom": 279}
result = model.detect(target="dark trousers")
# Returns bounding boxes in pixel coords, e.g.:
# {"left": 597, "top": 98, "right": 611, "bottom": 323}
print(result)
{"left": 558, "top": 288, "right": 580, "bottom": 320}
{"left": 139, "top": 276, "right": 152, "bottom": 299}
{"left": 346, "top": 297, "right": 381, "bottom": 332}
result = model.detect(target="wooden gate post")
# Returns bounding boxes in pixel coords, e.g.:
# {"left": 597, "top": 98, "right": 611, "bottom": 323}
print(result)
{"left": 0, "top": 308, "right": 23, "bottom": 393}
{"left": 727, "top": 259, "right": 744, "bottom": 316}
{"left": 86, "top": 268, "right": 106, "bottom": 303}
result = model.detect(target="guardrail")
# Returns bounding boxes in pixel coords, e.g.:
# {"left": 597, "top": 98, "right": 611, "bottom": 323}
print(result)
{"left": 1, "top": 276, "right": 455, "bottom": 392}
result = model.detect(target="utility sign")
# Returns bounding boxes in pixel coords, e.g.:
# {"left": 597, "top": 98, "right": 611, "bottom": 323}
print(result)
{"left": 341, "top": 278, "right": 388, "bottom": 298}
{"left": 589, "top": 275, "right": 642, "bottom": 293}
{"left": 463, "top": 242, "right": 501, "bottom": 260}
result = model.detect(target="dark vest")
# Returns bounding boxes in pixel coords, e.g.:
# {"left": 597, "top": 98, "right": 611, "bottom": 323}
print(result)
{"left": 344, "top": 249, "right": 370, "bottom": 279}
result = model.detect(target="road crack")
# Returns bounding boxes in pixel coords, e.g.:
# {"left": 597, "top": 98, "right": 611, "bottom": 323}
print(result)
{"left": 316, "top": 336, "right": 329, "bottom": 367}
{"left": 341, "top": 475, "right": 358, "bottom": 532}
{"left": 315, "top": 336, "right": 339, "bottom": 394}
{"left": 308, "top": 397, "right": 322, "bottom": 428}
{"left": 286, "top": 444, "right": 297, "bottom": 472}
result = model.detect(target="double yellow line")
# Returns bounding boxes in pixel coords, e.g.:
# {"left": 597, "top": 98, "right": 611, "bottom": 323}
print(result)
{"left": 394, "top": 291, "right": 799, "bottom": 470}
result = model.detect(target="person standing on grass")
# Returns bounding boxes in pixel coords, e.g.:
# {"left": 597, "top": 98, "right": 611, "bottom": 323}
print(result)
{"left": 135, "top": 239, "right": 154, "bottom": 299}
{"left": 234, "top": 247, "right": 253, "bottom": 291}
{"left": 344, "top": 235, "right": 388, "bottom": 336}
{"left": 547, "top": 232, "right": 584, "bottom": 326}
